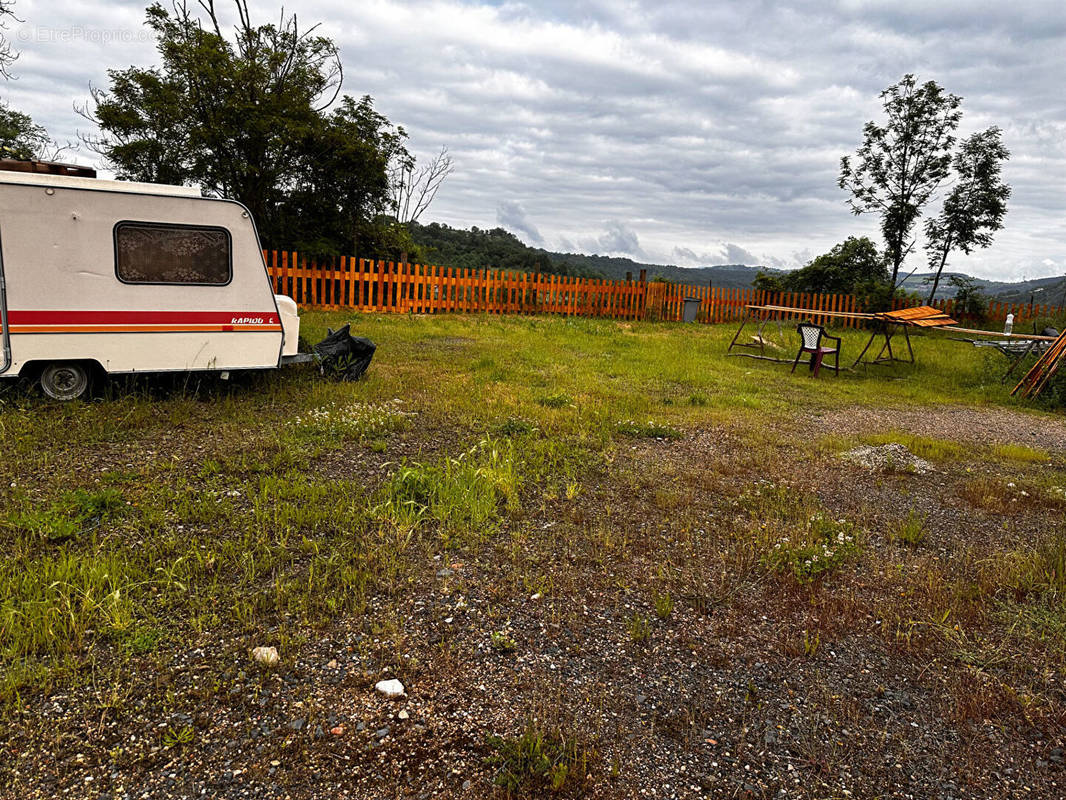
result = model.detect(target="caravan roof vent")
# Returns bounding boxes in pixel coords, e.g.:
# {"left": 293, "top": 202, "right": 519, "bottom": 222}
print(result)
{"left": 0, "top": 159, "right": 97, "bottom": 178}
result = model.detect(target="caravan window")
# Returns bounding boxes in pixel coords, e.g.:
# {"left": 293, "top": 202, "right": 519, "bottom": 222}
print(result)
{"left": 115, "top": 222, "right": 232, "bottom": 285}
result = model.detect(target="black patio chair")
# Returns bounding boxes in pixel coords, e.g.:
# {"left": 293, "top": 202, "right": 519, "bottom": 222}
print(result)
{"left": 791, "top": 323, "right": 841, "bottom": 378}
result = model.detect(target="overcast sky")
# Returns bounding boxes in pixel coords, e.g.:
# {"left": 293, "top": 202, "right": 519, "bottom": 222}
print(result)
{"left": 3, "top": 0, "right": 1065, "bottom": 280}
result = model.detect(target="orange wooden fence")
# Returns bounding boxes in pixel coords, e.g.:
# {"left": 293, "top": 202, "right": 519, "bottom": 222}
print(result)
{"left": 263, "top": 251, "right": 1063, "bottom": 328}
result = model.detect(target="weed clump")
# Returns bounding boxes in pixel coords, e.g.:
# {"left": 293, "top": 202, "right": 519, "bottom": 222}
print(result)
{"left": 374, "top": 439, "right": 519, "bottom": 545}
{"left": 763, "top": 514, "right": 860, "bottom": 582}
{"left": 736, "top": 482, "right": 861, "bottom": 582}
{"left": 486, "top": 721, "right": 592, "bottom": 794}
{"left": 9, "top": 488, "right": 124, "bottom": 543}
{"left": 653, "top": 591, "right": 674, "bottom": 620}
{"left": 494, "top": 416, "right": 539, "bottom": 437}
{"left": 895, "top": 509, "right": 928, "bottom": 547}
{"left": 537, "top": 392, "right": 574, "bottom": 409}
{"left": 995, "top": 531, "right": 1066, "bottom": 600}
{"left": 490, "top": 631, "right": 517, "bottom": 653}
{"left": 290, "top": 400, "right": 411, "bottom": 442}
{"left": 627, "top": 612, "right": 651, "bottom": 642}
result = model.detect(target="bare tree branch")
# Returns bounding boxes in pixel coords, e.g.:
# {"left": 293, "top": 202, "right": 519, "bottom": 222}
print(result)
{"left": 0, "top": 0, "right": 22, "bottom": 80}
{"left": 391, "top": 146, "right": 453, "bottom": 226}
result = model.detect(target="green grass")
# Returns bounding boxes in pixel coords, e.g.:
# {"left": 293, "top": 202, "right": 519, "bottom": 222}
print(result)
{"left": 860, "top": 432, "right": 969, "bottom": 462}
{"left": 0, "top": 311, "right": 1060, "bottom": 709}
{"left": 989, "top": 443, "right": 1051, "bottom": 463}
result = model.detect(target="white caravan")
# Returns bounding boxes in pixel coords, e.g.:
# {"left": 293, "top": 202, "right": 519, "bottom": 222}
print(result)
{"left": 0, "top": 161, "right": 301, "bottom": 399}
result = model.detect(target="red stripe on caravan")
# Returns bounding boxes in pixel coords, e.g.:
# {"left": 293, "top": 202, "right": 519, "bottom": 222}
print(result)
{"left": 7, "top": 310, "right": 280, "bottom": 325}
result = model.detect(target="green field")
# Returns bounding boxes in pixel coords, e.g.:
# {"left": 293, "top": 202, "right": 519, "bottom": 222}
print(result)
{"left": 2, "top": 313, "right": 1064, "bottom": 798}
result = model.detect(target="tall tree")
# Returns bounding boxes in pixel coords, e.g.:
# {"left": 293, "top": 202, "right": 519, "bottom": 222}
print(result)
{"left": 754, "top": 236, "right": 894, "bottom": 309}
{"left": 922, "top": 127, "right": 1010, "bottom": 303}
{"left": 0, "top": 103, "right": 52, "bottom": 158}
{"left": 275, "top": 94, "right": 409, "bottom": 256}
{"left": 839, "top": 75, "right": 962, "bottom": 286}
{"left": 84, "top": 1, "right": 409, "bottom": 255}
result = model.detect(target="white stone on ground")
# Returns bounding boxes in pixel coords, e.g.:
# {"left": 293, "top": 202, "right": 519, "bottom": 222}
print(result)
{"left": 375, "top": 678, "right": 406, "bottom": 697}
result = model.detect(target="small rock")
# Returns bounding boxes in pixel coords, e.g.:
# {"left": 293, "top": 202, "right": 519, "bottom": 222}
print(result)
{"left": 398, "top": 710, "right": 409, "bottom": 720}
{"left": 326, "top": 659, "right": 339, "bottom": 669}
{"left": 462, "top": 780, "right": 472, "bottom": 790}
{"left": 375, "top": 727, "right": 390, "bottom": 739}
{"left": 530, "top": 593, "right": 542, "bottom": 601}
{"left": 251, "top": 646, "right": 279, "bottom": 666}
{"left": 330, "top": 725, "right": 345, "bottom": 736}
{"left": 288, "top": 718, "right": 304, "bottom": 732}
{"left": 375, "top": 678, "right": 406, "bottom": 698}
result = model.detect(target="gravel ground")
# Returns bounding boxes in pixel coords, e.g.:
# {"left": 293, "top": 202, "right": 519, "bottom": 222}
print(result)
{"left": 4, "top": 404, "right": 1066, "bottom": 799}
{"left": 809, "top": 404, "right": 1066, "bottom": 456}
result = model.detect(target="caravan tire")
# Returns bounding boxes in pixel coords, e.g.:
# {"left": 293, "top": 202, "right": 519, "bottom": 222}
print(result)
{"left": 40, "top": 362, "right": 91, "bottom": 401}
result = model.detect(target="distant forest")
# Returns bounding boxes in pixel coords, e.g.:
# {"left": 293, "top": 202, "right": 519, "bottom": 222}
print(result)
{"left": 410, "top": 222, "right": 767, "bottom": 288}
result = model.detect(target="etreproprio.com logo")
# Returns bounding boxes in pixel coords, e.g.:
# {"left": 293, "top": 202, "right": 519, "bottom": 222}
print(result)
{"left": 16, "top": 26, "right": 157, "bottom": 45}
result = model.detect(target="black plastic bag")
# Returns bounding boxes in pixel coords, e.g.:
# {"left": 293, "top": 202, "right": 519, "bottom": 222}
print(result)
{"left": 312, "top": 324, "right": 376, "bottom": 381}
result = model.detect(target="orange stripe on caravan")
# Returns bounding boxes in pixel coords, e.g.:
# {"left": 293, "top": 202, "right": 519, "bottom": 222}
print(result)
{"left": 4, "top": 324, "right": 283, "bottom": 334}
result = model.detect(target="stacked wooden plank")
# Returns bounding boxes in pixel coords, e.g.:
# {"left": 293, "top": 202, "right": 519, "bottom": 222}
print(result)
{"left": 876, "top": 306, "right": 956, "bottom": 327}
{"left": 1011, "top": 329, "right": 1066, "bottom": 399}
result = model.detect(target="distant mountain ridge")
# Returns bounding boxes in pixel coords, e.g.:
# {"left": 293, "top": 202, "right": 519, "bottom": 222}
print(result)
{"left": 897, "top": 272, "right": 1066, "bottom": 304}
{"left": 411, "top": 222, "right": 1065, "bottom": 302}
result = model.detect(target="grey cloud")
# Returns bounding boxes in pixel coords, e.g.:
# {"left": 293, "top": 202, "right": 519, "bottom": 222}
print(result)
{"left": 7, "top": 0, "right": 1065, "bottom": 281}
{"left": 722, "top": 243, "right": 760, "bottom": 265}
{"left": 672, "top": 246, "right": 700, "bottom": 265}
{"left": 496, "top": 200, "right": 544, "bottom": 245}
{"left": 590, "top": 221, "right": 644, "bottom": 258}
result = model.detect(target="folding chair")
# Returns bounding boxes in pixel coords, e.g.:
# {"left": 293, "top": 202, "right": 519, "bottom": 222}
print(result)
{"left": 791, "top": 323, "right": 841, "bottom": 377}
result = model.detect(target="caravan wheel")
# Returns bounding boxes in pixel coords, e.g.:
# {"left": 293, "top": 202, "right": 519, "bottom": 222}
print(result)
{"left": 40, "top": 362, "right": 91, "bottom": 401}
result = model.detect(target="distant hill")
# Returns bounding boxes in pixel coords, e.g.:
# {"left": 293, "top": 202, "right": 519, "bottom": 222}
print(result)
{"left": 898, "top": 272, "right": 1066, "bottom": 304}
{"left": 411, "top": 222, "right": 1065, "bottom": 302}
{"left": 411, "top": 222, "right": 778, "bottom": 289}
